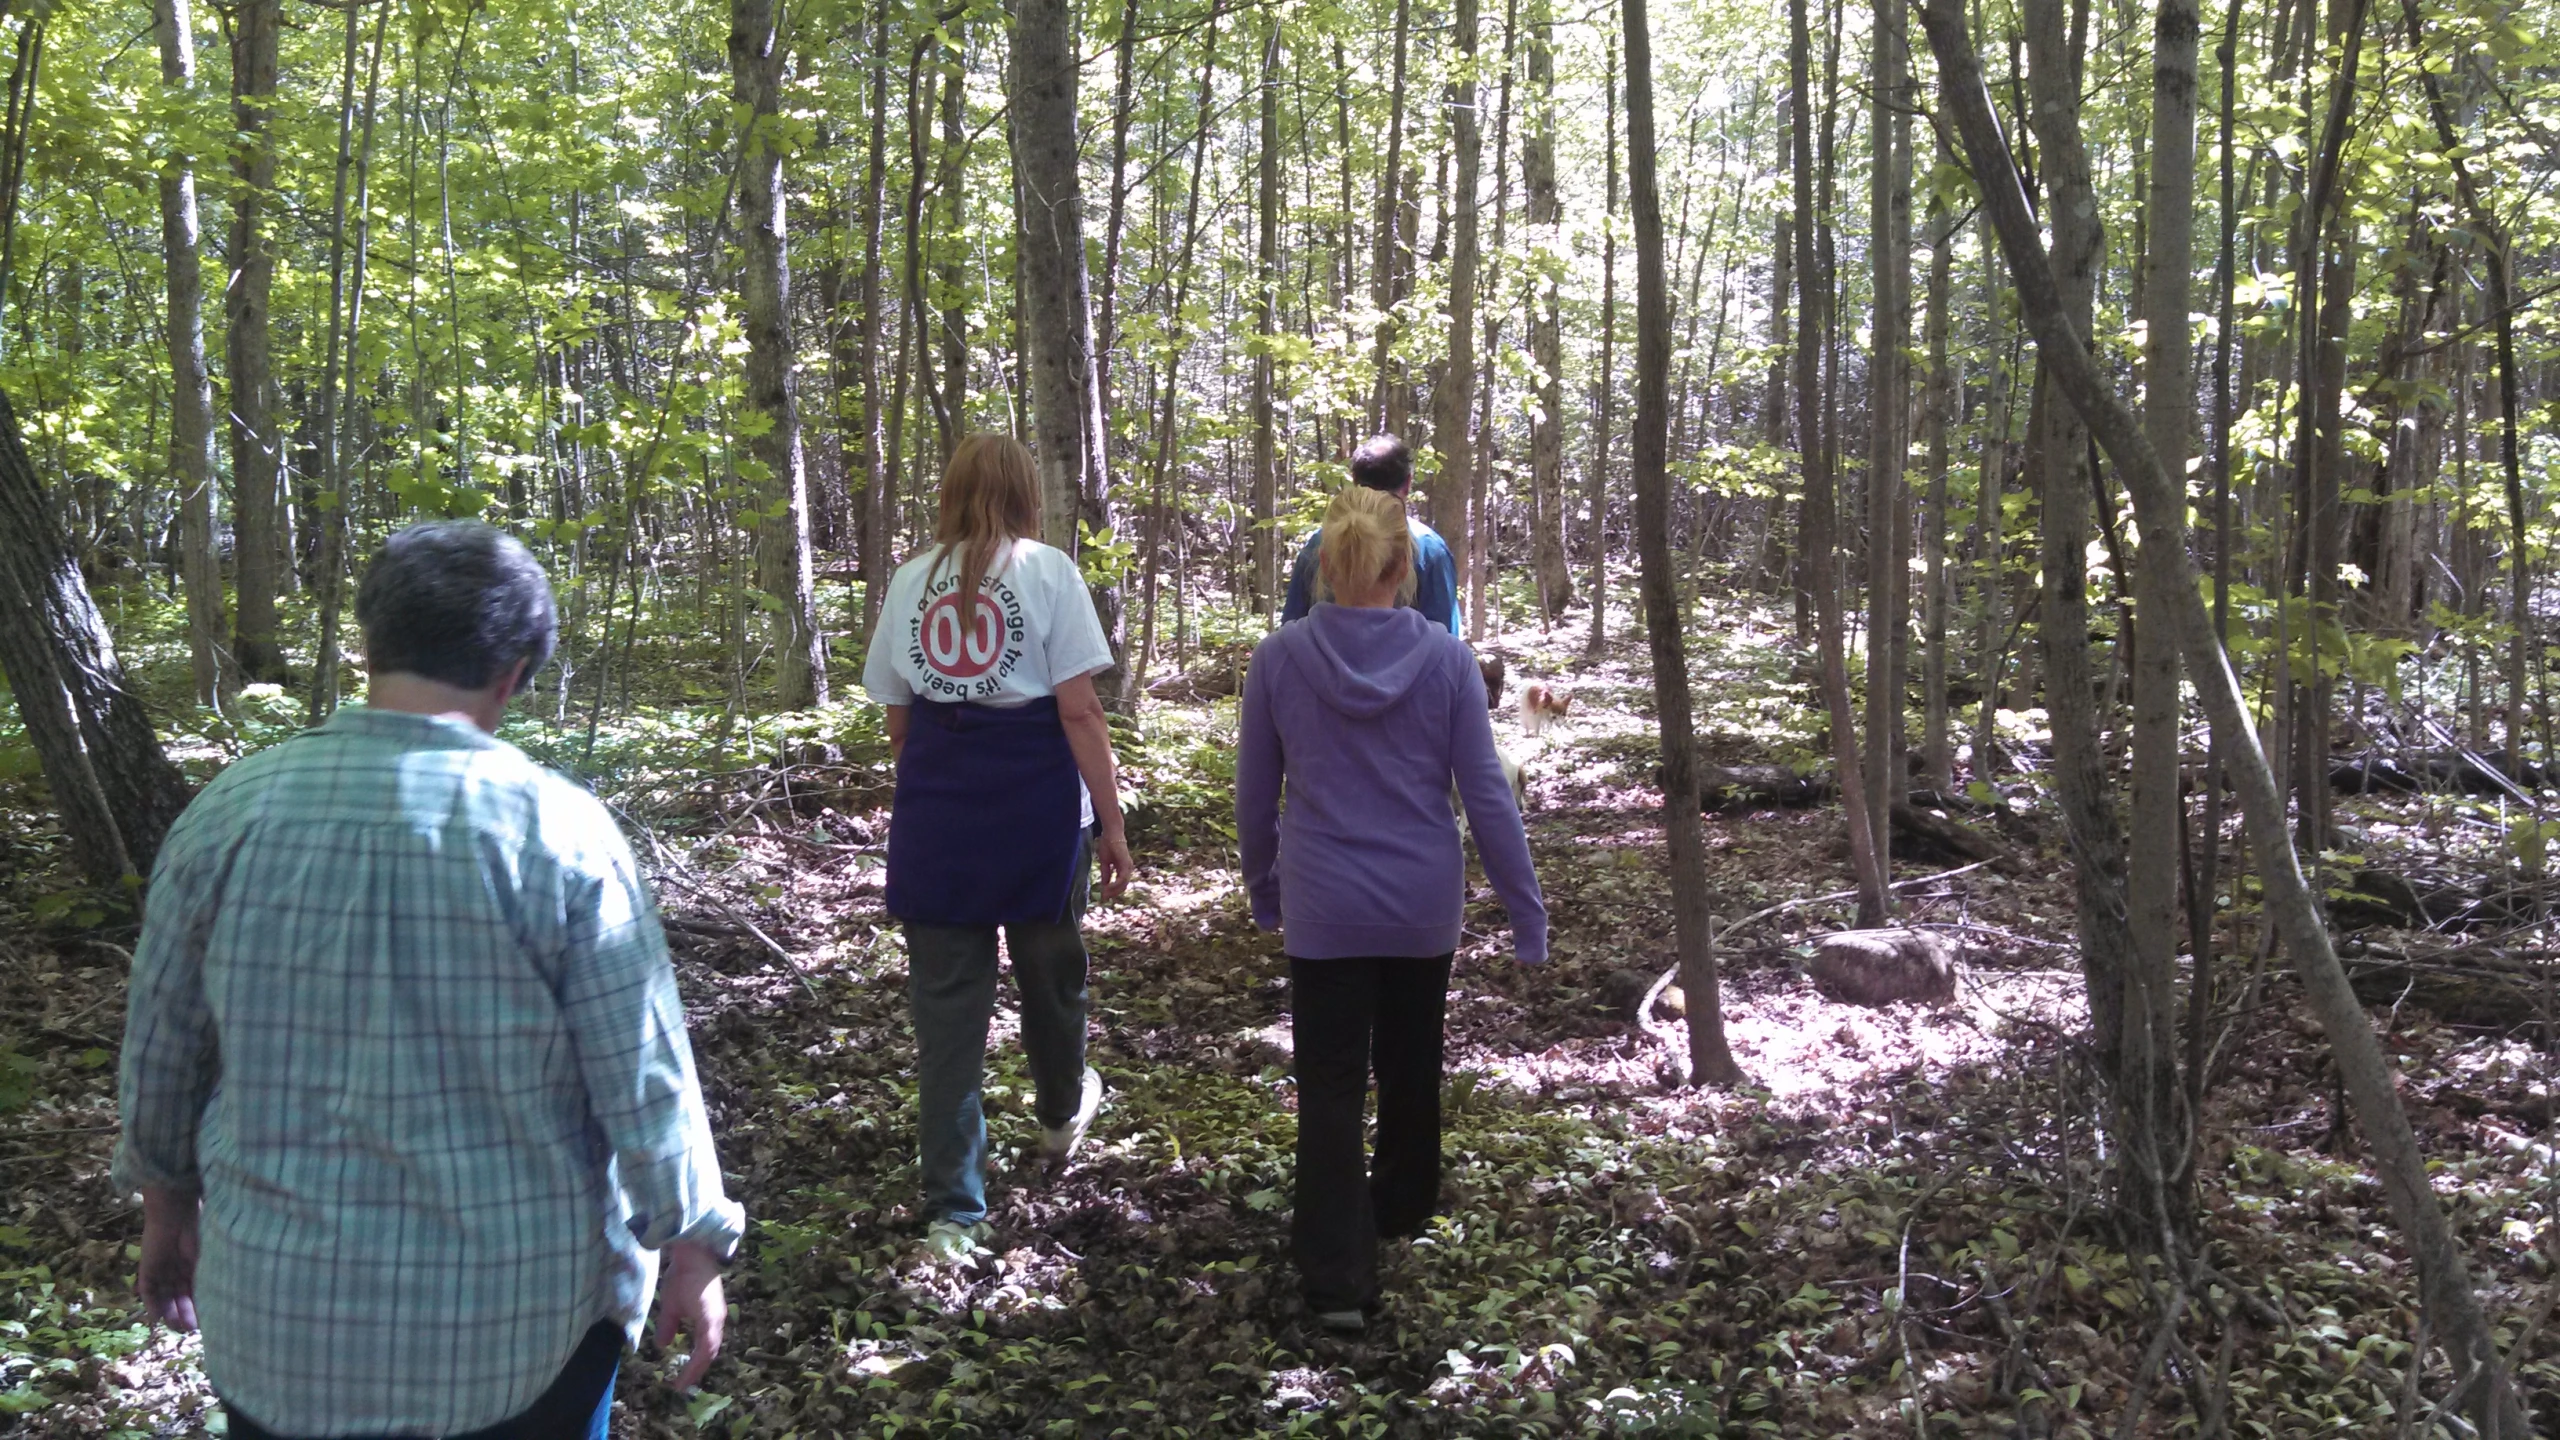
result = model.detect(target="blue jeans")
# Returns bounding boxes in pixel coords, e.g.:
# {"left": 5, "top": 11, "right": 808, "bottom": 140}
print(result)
{"left": 223, "top": 1319, "right": 620, "bottom": 1440}
{"left": 904, "top": 831, "right": 1093, "bottom": 1225}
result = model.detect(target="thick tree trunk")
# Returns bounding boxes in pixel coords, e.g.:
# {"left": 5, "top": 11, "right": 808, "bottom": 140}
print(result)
{"left": 1626, "top": 0, "right": 1738, "bottom": 1087}
{"left": 1434, "top": 0, "right": 1480, "bottom": 612}
{"left": 1921, "top": 8, "right": 2531, "bottom": 1427}
{"left": 1010, "top": 0, "right": 1125, "bottom": 701}
{"left": 1793, "top": 0, "right": 1889, "bottom": 923}
{"left": 0, "top": 388, "right": 191, "bottom": 885}
{"left": 226, "top": 0, "right": 283, "bottom": 684}
{"left": 732, "top": 0, "right": 827, "bottom": 709}
{"left": 155, "top": 0, "right": 223, "bottom": 710}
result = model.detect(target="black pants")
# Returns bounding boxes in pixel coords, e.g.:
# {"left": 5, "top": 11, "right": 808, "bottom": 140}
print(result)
{"left": 224, "top": 1320, "right": 622, "bottom": 1440}
{"left": 1288, "top": 954, "right": 1455, "bottom": 1313}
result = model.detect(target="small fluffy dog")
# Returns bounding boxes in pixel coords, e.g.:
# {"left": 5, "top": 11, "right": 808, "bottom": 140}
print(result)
{"left": 1519, "top": 683, "right": 1573, "bottom": 736}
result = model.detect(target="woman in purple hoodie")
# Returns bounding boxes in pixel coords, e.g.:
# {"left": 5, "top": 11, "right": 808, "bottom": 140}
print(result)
{"left": 1237, "top": 484, "right": 1548, "bottom": 1336}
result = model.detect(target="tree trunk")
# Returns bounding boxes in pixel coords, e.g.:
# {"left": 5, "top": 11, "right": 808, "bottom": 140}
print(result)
{"left": 1920, "top": 183, "right": 1954, "bottom": 792}
{"left": 226, "top": 0, "right": 283, "bottom": 684}
{"left": 1583, "top": 34, "right": 1619, "bottom": 653}
{"left": 1626, "top": 0, "right": 1739, "bottom": 1087}
{"left": 306, "top": 0, "right": 386, "bottom": 725}
{"left": 1863, "top": 0, "right": 1911, "bottom": 865}
{"left": 154, "top": 0, "right": 223, "bottom": 710}
{"left": 2402, "top": 0, "right": 2533, "bottom": 781}
{"left": 2127, "top": 0, "right": 2200, "bottom": 1245}
{"left": 1010, "top": 0, "right": 1125, "bottom": 700}
{"left": 732, "top": 0, "right": 828, "bottom": 709}
{"left": 1920, "top": 9, "right": 2532, "bottom": 1427}
{"left": 0, "top": 387, "right": 191, "bottom": 885}
{"left": 1525, "top": 0, "right": 1572, "bottom": 621}
{"left": 855, "top": 0, "right": 893, "bottom": 635}
{"left": 1250, "top": 13, "right": 1281, "bottom": 620}
{"left": 937, "top": 37, "right": 970, "bottom": 454}
{"left": 1434, "top": 0, "right": 1480, "bottom": 613}
{"left": 1794, "top": 0, "right": 1889, "bottom": 923}
{"left": 2022, "top": 0, "right": 2133, "bottom": 1077}
{"left": 1370, "top": 0, "right": 1413, "bottom": 434}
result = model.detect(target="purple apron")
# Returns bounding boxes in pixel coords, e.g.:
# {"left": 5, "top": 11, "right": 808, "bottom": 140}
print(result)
{"left": 886, "top": 696, "right": 1083, "bottom": 925}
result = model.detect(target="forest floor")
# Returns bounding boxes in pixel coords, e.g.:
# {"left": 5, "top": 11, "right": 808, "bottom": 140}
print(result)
{"left": 6, "top": 592, "right": 2560, "bottom": 1437}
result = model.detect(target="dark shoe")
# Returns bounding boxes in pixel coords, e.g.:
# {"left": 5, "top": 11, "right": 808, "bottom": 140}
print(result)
{"left": 1315, "top": 1308, "right": 1368, "bottom": 1338}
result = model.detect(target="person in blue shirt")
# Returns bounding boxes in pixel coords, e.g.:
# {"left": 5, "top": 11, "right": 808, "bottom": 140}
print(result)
{"left": 1281, "top": 434, "right": 1463, "bottom": 634}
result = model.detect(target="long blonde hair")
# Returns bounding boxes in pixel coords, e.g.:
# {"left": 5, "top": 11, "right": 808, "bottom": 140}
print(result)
{"left": 931, "top": 433, "right": 1043, "bottom": 604}
{"left": 1317, "top": 484, "right": 1414, "bottom": 600}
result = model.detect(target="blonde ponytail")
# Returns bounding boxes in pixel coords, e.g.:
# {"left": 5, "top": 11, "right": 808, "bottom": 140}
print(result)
{"left": 1317, "top": 484, "right": 1415, "bottom": 599}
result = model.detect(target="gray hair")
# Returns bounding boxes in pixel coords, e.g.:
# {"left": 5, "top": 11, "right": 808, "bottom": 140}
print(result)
{"left": 354, "top": 521, "right": 557, "bottom": 693}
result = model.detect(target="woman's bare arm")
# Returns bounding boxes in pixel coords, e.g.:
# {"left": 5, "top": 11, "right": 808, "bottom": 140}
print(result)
{"left": 1054, "top": 673, "right": 1134, "bottom": 901}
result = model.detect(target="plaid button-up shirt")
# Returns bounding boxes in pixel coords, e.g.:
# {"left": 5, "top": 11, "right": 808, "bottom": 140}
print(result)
{"left": 113, "top": 706, "right": 746, "bottom": 1436}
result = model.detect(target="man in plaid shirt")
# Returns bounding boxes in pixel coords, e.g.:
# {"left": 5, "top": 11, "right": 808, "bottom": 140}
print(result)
{"left": 114, "top": 521, "right": 745, "bottom": 1439}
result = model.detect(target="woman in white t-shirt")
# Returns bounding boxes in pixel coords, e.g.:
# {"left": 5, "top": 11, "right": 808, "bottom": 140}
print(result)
{"left": 862, "top": 433, "right": 1133, "bottom": 1258}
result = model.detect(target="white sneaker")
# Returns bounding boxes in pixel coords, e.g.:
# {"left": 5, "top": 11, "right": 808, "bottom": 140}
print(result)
{"left": 1041, "top": 1067, "right": 1104, "bottom": 1162}
{"left": 917, "top": 1218, "right": 989, "bottom": 1263}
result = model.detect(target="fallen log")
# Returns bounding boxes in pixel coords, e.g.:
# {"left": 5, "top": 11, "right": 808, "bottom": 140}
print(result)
{"left": 1690, "top": 764, "right": 2015, "bottom": 870}
{"left": 2341, "top": 943, "right": 2560, "bottom": 1035}
{"left": 2329, "top": 749, "right": 2549, "bottom": 796}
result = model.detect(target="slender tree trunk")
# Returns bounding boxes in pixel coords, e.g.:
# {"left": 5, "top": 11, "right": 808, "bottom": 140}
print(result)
{"left": 306, "top": 0, "right": 385, "bottom": 724}
{"left": 1920, "top": 183, "right": 1953, "bottom": 791}
{"left": 1370, "top": 0, "right": 1413, "bottom": 433}
{"left": 1794, "top": 0, "right": 1889, "bottom": 922}
{"left": 226, "top": 0, "right": 283, "bottom": 684}
{"left": 1095, "top": 0, "right": 1141, "bottom": 435}
{"left": 1583, "top": 34, "right": 1618, "bottom": 652}
{"left": 1525, "top": 0, "right": 1572, "bottom": 621}
{"left": 2127, "top": 0, "right": 2200, "bottom": 1244}
{"left": 154, "top": 0, "right": 223, "bottom": 710}
{"left": 0, "top": 387, "right": 190, "bottom": 885}
{"left": 1863, "top": 0, "right": 1911, "bottom": 863}
{"left": 1626, "top": 0, "right": 1739, "bottom": 1087}
{"left": 2022, "top": 0, "right": 2132, "bottom": 1073}
{"left": 1010, "top": 0, "right": 1125, "bottom": 699}
{"left": 1251, "top": 13, "right": 1281, "bottom": 620}
{"left": 1134, "top": 8, "right": 1222, "bottom": 690}
{"left": 1922, "top": 11, "right": 2531, "bottom": 1427}
{"left": 1434, "top": 0, "right": 1481, "bottom": 611}
{"left": 2402, "top": 0, "right": 2531, "bottom": 758}
{"left": 732, "top": 0, "right": 827, "bottom": 708}
{"left": 937, "top": 35, "right": 970, "bottom": 453}
{"left": 857, "top": 0, "right": 894, "bottom": 634}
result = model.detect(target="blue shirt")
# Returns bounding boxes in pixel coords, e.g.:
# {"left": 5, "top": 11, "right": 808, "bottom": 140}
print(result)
{"left": 1280, "top": 514, "right": 1463, "bottom": 634}
{"left": 113, "top": 706, "right": 745, "bottom": 1437}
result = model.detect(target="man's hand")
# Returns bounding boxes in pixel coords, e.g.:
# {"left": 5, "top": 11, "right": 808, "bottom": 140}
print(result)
{"left": 1095, "top": 826, "right": 1135, "bottom": 903}
{"left": 137, "top": 1187, "right": 200, "bottom": 1333}
{"left": 655, "top": 1241, "right": 727, "bottom": 1392}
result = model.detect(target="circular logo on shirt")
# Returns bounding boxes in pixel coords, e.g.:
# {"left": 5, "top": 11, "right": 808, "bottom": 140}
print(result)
{"left": 922, "top": 591, "right": 1006, "bottom": 679}
{"left": 907, "top": 567, "right": 1030, "bottom": 700}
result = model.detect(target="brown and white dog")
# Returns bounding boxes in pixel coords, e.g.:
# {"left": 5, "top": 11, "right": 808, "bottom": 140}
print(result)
{"left": 1519, "top": 683, "right": 1573, "bottom": 737}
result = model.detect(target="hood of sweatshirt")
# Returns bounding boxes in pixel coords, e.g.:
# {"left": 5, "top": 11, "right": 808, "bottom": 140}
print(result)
{"left": 1294, "top": 603, "right": 1448, "bottom": 720}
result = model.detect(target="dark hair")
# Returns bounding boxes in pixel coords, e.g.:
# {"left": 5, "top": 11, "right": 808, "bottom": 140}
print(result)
{"left": 354, "top": 521, "right": 558, "bottom": 693}
{"left": 1348, "top": 434, "right": 1412, "bottom": 493}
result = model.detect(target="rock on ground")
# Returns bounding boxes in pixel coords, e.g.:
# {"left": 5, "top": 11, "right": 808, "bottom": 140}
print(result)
{"left": 1807, "top": 928, "right": 1959, "bottom": 1007}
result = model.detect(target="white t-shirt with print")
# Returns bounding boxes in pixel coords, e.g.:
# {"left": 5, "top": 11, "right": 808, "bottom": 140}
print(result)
{"left": 863, "top": 537, "right": 1116, "bottom": 824}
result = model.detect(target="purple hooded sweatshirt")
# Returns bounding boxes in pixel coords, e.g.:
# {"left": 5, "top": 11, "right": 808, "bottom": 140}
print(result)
{"left": 1237, "top": 603, "right": 1548, "bottom": 963}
